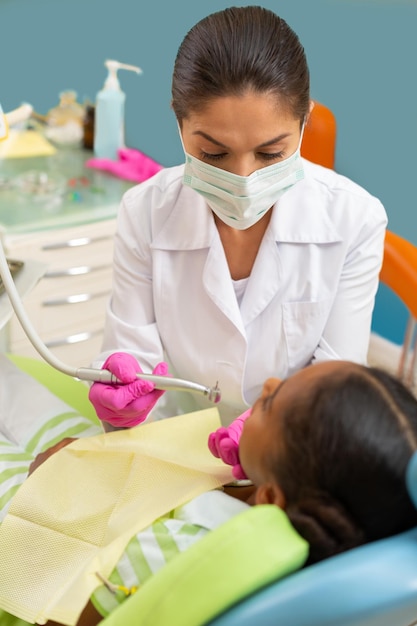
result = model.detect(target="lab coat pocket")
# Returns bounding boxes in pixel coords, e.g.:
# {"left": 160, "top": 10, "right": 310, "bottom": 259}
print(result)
{"left": 282, "top": 298, "right": 333, "bottom": 372}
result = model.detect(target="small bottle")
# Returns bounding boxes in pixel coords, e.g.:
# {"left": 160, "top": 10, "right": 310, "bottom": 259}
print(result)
{"left": 94, "top": 60, "right": 142, "bottom": 160}
{"left": 45, "top": 90, "right": 84, "bottom": 145}
{"left": 83, "top": 103, "right": 95, "bottom": 150}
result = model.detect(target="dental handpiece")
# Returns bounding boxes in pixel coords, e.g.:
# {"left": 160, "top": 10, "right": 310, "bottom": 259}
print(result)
{"left": 0, "top": 242, "right": 222, "bottom": 404}
{"left": 75, "top": 367, "right": 221, "bottom": 404}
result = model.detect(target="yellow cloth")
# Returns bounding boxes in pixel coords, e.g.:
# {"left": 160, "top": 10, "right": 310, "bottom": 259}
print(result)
{"left": 0, "top": 408, "right": 232, "bottom": 626}
{"left": 0, "top": 129, "right": 56, "bottom": 158}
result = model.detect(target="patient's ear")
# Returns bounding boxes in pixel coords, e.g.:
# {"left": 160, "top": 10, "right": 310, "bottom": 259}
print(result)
{"left": 254, "top": 482, "right": 286, "bottom": 509}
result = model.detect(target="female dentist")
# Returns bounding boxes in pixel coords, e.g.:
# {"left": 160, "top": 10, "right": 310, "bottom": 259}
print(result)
{"left": 89, "top": 6, "right": 387, "bottom": 428}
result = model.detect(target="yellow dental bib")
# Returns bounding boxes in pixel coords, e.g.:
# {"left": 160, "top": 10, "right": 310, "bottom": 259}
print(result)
{"left": 0, "top": 408, "right": 233, "bottom": 625}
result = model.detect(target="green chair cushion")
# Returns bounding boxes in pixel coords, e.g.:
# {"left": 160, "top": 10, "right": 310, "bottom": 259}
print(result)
{"left": 100, "top": 504, "right": 308, "bottom": 626}
{"left": 6, "top": 354, "right": 99, "bottom": 424}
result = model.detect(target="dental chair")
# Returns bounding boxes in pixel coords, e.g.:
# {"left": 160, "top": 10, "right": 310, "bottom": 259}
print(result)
{"left": 5, "top": 234, "right": 417, "bottom": 626}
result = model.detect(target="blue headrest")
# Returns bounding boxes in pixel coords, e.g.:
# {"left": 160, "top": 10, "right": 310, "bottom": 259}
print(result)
{"left": 210, "top": 452, "right": 417, "bottom": 626}
{"left": 406, "top": 450, "right": 417, "bottom": 509}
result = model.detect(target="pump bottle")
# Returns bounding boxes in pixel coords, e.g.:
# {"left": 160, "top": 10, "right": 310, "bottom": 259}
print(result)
{"left": 94, "top": 60, "right": 142, "bottom": 160}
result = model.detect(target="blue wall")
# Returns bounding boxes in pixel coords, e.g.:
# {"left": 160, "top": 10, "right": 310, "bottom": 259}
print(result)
{"left": 1, "top": 0, "right": 416, "bottom": 344}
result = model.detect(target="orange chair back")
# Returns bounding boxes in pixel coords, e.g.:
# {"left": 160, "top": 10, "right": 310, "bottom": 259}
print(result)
{"left": 300, "top": 103, "right": 416, "bottom": 320}
{"left": 380, "top": 230, "right": 417, "bottom": 321}
{"left": 379, "top": 230, "right": 417, "bottom": 385}
{"left": 300, "top": 101, "right": 417, "bottom": 384}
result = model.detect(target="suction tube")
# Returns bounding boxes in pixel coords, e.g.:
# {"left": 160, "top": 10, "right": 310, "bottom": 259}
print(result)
{"left": 0, "top": 240, "right": 221, "bottom": 403}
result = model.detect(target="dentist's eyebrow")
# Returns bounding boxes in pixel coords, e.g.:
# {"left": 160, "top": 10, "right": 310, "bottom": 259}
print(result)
{"left": 192, "top": 131, "right": 292, "bottom": 150}
{"left": 192, "top": 131, "right": 228, "bottom": 148}
{"left": 258, "top": 133, "right": 292, "bottom": 148}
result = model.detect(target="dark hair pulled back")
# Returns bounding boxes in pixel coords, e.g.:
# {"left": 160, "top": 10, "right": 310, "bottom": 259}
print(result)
{"left": 272, "top": 366, "right": 417, "bottom": 565}
{"left": 172, "top": 6, "right": 310, "bottom": 122}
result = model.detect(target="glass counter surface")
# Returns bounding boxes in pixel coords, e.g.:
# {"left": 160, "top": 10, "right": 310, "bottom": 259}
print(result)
{"left": 0, "top": 147, "right": 134, "bottom": 235}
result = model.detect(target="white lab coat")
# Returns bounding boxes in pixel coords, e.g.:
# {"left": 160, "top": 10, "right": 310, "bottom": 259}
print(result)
{"left": 95, "top": 159, "right": 387, "bottom": 425}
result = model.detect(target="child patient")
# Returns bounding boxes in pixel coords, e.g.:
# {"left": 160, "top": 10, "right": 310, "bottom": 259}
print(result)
{"left": 210, "top": 359, "right": 417, "bottom": 563}
{"left": 32, "top": 360, "right": 417, "bottom": 625}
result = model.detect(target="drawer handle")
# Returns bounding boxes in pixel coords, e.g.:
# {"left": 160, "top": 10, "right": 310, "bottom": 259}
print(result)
{"left": 45, "top": 264, "right": 110, "bottom": 277}
{"left": 45, "top": 329, "right": 102, "bottom": 348}
{"left": 43, "top": 290, "right": 109, "bottom": 306}
{"left": 42, "top": 235, "right": 112, "bottom": 250}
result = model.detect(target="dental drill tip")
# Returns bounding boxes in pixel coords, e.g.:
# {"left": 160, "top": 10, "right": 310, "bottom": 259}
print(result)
{"left": 209, "top": 381, "right": 221, "bottom": 404}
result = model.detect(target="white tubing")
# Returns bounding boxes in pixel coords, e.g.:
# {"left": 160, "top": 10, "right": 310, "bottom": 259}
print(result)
{"left": 0, "top": 238, "right": 221, "bottom": 401}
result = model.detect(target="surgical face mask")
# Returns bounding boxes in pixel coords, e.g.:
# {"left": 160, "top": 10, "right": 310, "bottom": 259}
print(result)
{"left": 182, "top": 132, "right": 305, "bottom": 230}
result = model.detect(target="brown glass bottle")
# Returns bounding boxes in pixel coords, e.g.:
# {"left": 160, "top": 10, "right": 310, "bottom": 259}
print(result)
{"left": 83, "top": 104, "right": 95, "bottom": 150}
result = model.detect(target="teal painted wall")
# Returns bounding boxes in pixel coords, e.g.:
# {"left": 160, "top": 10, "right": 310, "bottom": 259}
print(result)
{"left": 1, "top": 0, "right": 416, "bottom": 345}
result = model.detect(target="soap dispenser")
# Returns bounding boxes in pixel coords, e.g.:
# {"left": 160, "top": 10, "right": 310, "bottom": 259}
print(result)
{"left": 94, "top": 59, "right": 142, "bottom": 160}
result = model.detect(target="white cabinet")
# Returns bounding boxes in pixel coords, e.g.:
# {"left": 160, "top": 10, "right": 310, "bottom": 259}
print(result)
{"left": 0, "top": 146, "right": 132, "bottom": 367}
{"left": 4, "top": 218, "right": 116, "bottom": 367}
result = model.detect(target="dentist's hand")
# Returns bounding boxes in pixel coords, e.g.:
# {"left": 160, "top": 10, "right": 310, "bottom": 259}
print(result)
{"left": 89, "top": 352, "right": 169, "bottom": 428}
{"left": 208, "top": 408, "right": 251, "bottom": 480}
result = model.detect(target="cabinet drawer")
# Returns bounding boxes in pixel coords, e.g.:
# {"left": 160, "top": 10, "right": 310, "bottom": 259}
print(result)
{"left": 10, "top": 329, "right": 105, "bottom": 369}
{"left": 9, "top": 291, "right": 109, "bottom": 343}
{"left": 23, "top": 265, "right": 112, "bottom": 301}
{"left": 50, "top": 333, "right": 106, "bottom": 368}
{"left": 5, "top": 217, "right": 116, "bottom": 368}
{"left": 5, "top": 220, "right": 116, "bottom": 268}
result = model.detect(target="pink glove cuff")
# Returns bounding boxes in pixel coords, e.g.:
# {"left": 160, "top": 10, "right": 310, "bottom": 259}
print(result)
{"left": 232, "top": 463, "right": 248, "bottom": 481}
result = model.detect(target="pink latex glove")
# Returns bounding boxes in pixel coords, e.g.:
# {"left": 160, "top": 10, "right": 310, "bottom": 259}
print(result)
{"left": 85, "top": 147, "right": 163, "bottom": 183}
{"left": 208, "top": 408, "right": 251, "bottom": 480}
{"left": 88, "top": 352, "right": 168, "bottom": 428}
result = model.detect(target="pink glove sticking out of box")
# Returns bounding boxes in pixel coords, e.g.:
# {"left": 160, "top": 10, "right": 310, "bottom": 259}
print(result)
{"left": 86, "top": 147, "right": 163, "bottom": 183}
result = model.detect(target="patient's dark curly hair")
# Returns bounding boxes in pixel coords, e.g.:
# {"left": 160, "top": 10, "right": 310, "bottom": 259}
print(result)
{"left": 268, "top": 366, "right": 417, "bottom": 565}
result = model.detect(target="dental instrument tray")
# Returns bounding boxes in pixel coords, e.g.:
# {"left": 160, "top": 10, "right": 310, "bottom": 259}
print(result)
{"left": 0, "top": 259, "right": 24, "bottom": 296}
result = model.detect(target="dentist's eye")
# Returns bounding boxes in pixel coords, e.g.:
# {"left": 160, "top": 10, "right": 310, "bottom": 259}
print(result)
{"left": 258, "top": 151, "right": 285, "bottom": 162}
{"left": 200, "top": 151, "right": 227, "bottom": 162}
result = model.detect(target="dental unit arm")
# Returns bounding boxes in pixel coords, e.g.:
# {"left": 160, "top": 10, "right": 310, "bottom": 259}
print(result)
{"left": 0, "top": 105, "right": 221, "bottom": 404}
